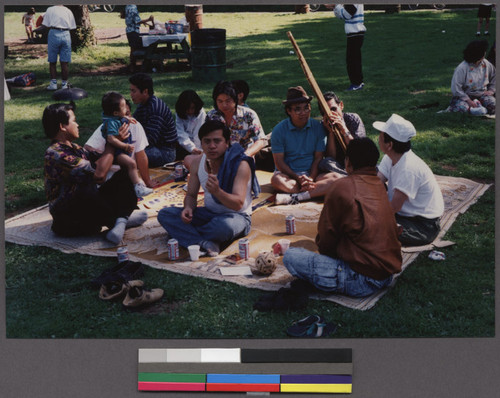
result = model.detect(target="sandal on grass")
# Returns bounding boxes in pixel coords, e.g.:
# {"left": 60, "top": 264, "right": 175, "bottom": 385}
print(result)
{"left": 286, "top": 314, "right": 337, "bottom": 338}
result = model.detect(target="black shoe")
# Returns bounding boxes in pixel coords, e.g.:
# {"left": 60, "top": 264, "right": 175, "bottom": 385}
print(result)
{"left": 90, "top": 260, "right": 144, "bottom": 288}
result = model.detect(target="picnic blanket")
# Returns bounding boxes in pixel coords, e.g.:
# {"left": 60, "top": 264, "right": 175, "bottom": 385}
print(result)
{"left": 4, "top": 171, "right": 491, "bottom": 310}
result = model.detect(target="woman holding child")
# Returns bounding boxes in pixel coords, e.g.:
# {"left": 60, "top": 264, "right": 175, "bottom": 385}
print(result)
{"left": 43, "top": 102, "right": 147, "bottom": 245}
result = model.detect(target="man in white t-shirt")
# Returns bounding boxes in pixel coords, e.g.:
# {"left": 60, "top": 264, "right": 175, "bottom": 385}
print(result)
{"left": 85, "top": 101, "right": 155, "bottom": 187}
{"left": 374, "top": 114, "right": 444, "bottom": 247}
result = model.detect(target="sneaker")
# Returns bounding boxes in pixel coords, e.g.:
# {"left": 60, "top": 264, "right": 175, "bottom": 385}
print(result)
{"left": 484, "top": 31, "right": 490, "bottom": 36}
{"left": 46, "top": 81, "right": 58, "bottom": 91}
{"left": 476, "top": 31, "right": 481, "bottom": 37}
{"left": 134, "top": 182, "right": 154, "bottom": 197}
{"left": 275, "top": 193, "right": 300, "bottom": 205}
{"left": 122, "top": 282, "right": 164, "bottom": 308}
{"left": 346, "top": 83, "right": 364, "bottom": 91}
{"left": 469, "top": 105, "right": 488, "bottom": 116}
{"left": 61, "top": 81, "right": 70, "bottom": 89}
{"left": 200, "top": 240, "right": 220, "bottom": 257}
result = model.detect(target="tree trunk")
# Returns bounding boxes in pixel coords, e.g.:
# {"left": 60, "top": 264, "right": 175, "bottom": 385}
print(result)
{"left": 68, "top": 5, "right": 96, "bottom": 51}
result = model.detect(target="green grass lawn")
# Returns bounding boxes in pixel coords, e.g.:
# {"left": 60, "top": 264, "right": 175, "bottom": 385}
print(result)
{"left": 3, "top": 8, "right": 495, "bottom": 338}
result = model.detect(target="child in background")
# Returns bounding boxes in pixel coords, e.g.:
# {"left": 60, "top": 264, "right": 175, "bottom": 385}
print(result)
{"left": 175, "top": 89, "right": 206, "bottom": 169}
{"left": 101, "top": 91, "right": 153, "bottom": 197}
{"left": 22, "top": 7, "right": 36, "bottom": 43}
{"left": 232, "top": 79, "right": 250, "bottom": 107}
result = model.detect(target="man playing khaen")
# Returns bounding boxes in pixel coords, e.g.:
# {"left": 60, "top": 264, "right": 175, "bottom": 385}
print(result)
{"left": 283, "top": 137, "right": 402, "bottom": 297}
{"left": 157, "top": 120, "right": 260, "bottom": 257}
{"left": 319, "top": 90, "right": 366, "bottom": 175}
{"left": 271, "top": 86, "right": 340, "bottom": 205}
{"left": 374, "top": 114, "right": 444, "bottom": 247}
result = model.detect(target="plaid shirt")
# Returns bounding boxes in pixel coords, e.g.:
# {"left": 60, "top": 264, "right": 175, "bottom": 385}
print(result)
{"left": 133, "top": 95, "right": 177, "bottom": 147}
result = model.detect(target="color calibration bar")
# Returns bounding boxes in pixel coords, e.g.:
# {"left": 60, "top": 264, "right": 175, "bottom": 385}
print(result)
{"left": 138, "top": 348, "right": 353, "bottom": 394}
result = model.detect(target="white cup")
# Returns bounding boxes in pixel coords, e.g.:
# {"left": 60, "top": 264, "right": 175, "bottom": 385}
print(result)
{"left": 188, "top": 245, "right": 200, "bottom": 261}
{"left": 278, "top": 239, "right": 291, "bottom": 254}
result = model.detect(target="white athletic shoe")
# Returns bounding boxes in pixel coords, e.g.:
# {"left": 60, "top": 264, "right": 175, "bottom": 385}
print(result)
{"left": 275, "top": 193, "right": 300, "bottom": 205}
{"left": 134, "top": 183, "right": 154, "bottom": 197}
{"left": 46, "top": 81, "right": 58, "bottom": 91}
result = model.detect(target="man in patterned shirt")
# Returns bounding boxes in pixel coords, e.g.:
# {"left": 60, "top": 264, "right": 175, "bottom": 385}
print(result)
{"left": 129, "top": 73, "right": 177, "bottom": 167}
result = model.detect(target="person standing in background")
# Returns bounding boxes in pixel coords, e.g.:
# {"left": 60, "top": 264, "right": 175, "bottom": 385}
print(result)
{"left": 326, "top": 4, "right": 366, "bottom": 91}
{"left": 41, "top": 5, "right": 76, "bottom": 91}
{"left": 477, "top": 4, "right": 493, "bottom": 36}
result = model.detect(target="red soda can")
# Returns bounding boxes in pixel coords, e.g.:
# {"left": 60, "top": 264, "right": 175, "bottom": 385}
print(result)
{"left": 238, "top": 238, "right": 250, "bottom": 260}
{"left": 285, "top": 215, "right": 296, "bottom": 235}
{"left": 175, "top": 164, "right": 184, "bottom": 179}
{"left": 167, "top": 238, "right": 179, "bottom": 260}
{"left": 117, "top": 246, "right": 129, "bottom": 263}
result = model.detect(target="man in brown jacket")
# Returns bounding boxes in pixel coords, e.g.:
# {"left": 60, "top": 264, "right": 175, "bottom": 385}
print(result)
{"left": 283, "top": 137, "right": 402, "bottom": 297}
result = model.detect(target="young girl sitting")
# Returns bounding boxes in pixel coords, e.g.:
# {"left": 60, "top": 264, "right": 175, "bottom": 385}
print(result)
{"left": 175, "top": 89, "right": 206, "bottom": 170}
{"left": 101, "top": 91, "right": 153, "bottom": 197}
{"left": 22, "top": 7, "right": 36, "bottom": 43}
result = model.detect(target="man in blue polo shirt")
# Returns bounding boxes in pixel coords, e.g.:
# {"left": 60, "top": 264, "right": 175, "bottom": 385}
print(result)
{"left": 129, "top": 73, "right": 177, "bottom": 167}
{"left": 271, "top": 86, "right": 341, "bottom": 205}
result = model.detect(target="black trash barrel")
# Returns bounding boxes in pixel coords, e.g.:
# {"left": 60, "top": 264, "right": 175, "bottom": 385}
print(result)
{"left": 190, "top": 28, "right": 226, "bottom": 83}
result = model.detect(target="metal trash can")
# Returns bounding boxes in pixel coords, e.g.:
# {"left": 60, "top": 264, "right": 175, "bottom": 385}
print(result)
{"left": 191, "top": 28, "right": 226, "bottom": 83}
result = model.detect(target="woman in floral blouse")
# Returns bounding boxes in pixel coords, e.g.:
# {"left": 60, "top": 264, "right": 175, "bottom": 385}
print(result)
{"left": 205, "top": 81, "right": 267, "bottom": 157}
{"left": 42, "top": 102, "right": 144, "bottom": 245}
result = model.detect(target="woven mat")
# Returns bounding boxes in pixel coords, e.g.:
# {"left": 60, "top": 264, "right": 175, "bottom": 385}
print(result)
{"left": 4, "top": 172, "right": 490, "bottom": 311}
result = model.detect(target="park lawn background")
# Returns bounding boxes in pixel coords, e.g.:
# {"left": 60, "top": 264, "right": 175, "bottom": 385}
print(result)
{"left": 3, "top": 8, "right": 495, "bottom": 338}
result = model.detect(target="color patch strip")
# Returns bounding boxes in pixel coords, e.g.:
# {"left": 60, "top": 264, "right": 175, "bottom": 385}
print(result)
{"left": 138, "top": 372, "right": 206, "bottom": 383}
{"left": 281, "top": 383, "right": 352, "bottom": 393}
{"left": 206, "top": 383, "right": 280, "bottom": 392}
{"left": 200, "top": 348, "right": 241, "bottom": 363}
{"left": 138, "top": 382, "right": 206, "bottom": 391}
{"left": 166, "top": 348, "right": 202, "bottom": 363}
{"left": 281, "top": 374, "right": 352, "bottom": 384}
{"left": 241, "top": 348, "right": 352, "bottom": 363}
{"left": 138, "top": 349, "right": 167, "bottom": 363}
{"left": 207, "top": 374, "right": 280, "bottom": 384}
{"left": 138, "top": 362, "right": 353, "bottom": 375}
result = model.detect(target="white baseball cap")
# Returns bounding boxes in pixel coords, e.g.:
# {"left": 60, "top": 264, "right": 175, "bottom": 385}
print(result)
{"left": 372, "top": 114, "right": 416, "bottom": 142}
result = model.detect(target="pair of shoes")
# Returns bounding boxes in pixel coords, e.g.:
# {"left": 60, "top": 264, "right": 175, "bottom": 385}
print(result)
{"left": 99, "top": 279, "right": 164, "bottom": 308}
{"left": 275, "top": 193, "right": 300, "bottom": 205}
{"left": 122, "top": 282, "right": 164, "bottom": 308}
{"left": 134, "top": 182, "right": 154, "bottom": 197}
{"left": 46, "top": 81, "right": 58, "bottom": 91}
{"left": 347, "top": 83, "right": 364, "bottom": 91}
{"left": 90, "top": 260, "right": 145, "bottom": 288}
{"left": 286, "top": 314, "right": 337, "bottom": 337}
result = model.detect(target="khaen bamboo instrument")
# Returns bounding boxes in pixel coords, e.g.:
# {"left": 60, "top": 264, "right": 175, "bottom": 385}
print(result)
{"left": 287, "top": 31, "right": 347, "bottom": 154}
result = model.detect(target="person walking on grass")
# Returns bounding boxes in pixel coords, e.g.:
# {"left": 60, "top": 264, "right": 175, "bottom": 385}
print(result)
{"left": 22, "top": 7, "right": 36, "bottom": 43}
{"left": 157, "top": 120, "right": 260, "bottom": 257}
{"left": 375, "top": 114, "right": 444, "bottom": 247}
{"left": 283, "top": 137, "right": 402, "bottom": 298}
{"left": 326, "top": 4, "right": 366, "bottom": 91}
{"left": 41, "top": 5, "right": 76, "bottom": 91}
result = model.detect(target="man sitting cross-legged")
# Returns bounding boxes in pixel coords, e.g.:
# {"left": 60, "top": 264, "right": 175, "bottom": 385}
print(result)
{"left": 157, "top": 120, "right": 260, "bottom": 257}
{"left": 271, "top": 86, "right": 341, "bottom": 205}
{"left": 283, "top": 137, "right": 402, "bottom": 298}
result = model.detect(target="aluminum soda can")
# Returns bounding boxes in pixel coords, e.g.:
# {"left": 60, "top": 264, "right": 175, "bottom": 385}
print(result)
{"left": 117, "top": 246, "right": 129, "bottom": 263}
{"left": 285, "top": 215, "right": 296, "bottom": 235}
{"left": 239, "top": 238, "right": 250, "bottom": 260}
{"left": 174, "top": 164, "right": 184, "bottom": 179}
{"left": 167, "top": 238, "right": 179, "bottom": 260}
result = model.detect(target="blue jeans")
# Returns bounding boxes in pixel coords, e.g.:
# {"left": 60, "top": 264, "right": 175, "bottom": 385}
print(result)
{"left": 157, "top": 206, "right": 251, "bottom": 249}
{"left": 145, "top": 145, "right": 176, "bottom": 168}
{"left": 283, "top": 247, "right": 393, "bottom": 298}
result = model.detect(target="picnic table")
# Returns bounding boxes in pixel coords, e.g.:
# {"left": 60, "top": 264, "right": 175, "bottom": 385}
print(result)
{"left": 136, "top": 33, "right": 191, "bottom": 71}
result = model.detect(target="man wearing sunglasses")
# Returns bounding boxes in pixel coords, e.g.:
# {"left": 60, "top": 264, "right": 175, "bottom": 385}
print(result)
{"left": 271, "top": 86, "right": 340, "bottom": 205}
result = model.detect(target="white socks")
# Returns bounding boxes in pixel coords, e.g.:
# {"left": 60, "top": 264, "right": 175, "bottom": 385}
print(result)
{"left": 126, "top": 210, "right": 148, "bottom": 228}
{"left": 296, "top": 191, "right": 311, "bottom": 201}
{"left": 106, "top": 217, "right": 127, "bottom": 245}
